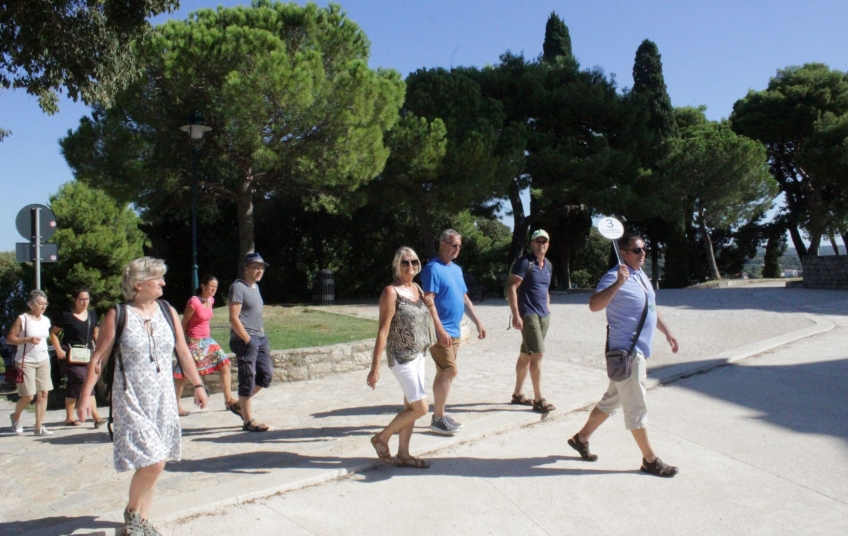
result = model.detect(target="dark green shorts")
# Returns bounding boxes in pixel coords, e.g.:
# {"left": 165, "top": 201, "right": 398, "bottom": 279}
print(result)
{"left": 520, "top": 314, "right": 550, "bottom": 355}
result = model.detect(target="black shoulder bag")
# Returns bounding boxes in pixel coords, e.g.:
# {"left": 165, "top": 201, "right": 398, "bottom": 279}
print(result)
{"left": 604, "top": 274, "right": 650, "bottom": 382}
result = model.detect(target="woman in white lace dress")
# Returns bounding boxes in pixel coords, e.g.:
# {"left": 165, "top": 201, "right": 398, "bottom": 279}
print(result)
{"left": 78, "top": 257, "right": 207, "bottom": 536}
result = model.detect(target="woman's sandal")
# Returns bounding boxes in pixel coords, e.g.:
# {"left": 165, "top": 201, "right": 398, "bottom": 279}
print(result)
{"left": 63, "top": 419, "right": 82, "bottom": 426}
{"left": 532, "top": 398, "right": 556, "bottom": 414}
{"left": 511, "top": 393, "right": 533, "bottom": 406}
{"left": 93, "top": 418, "right": 106, "bottom": 429}
{"left": 370, "top": 434, "right": 393, "bottom": 464}
{"left": 393, "top": 455, "right": 431, "bottom": 469}
{"left": 242, "top": 419, "right": 269, "bottom": 432}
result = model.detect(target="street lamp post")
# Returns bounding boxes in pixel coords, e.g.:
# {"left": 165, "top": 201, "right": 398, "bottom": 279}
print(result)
{"left": 180, "top": 113, "right": 212, "bottom": 292}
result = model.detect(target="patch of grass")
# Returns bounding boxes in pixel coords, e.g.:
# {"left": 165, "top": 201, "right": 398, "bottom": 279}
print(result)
{"left": 206, "top": 306, "right": 377, "bottom": 351}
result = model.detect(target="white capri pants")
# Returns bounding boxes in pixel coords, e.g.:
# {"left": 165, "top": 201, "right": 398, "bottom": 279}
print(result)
{"left": 595, "top": 352, "right": 648, "bottom": 430}
{"left": 389, "top": 352, "right": 427, "bottom": 403}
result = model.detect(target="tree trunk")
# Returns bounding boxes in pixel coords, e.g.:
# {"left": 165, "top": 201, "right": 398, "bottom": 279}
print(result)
{"left": 236, "top": 168, "right": 255, "bottom": 274}
{"left": 650, "top": 247, "right": 659, "bottom": 289}
{"left": 788, "top": 225, "right": 808, "bottom": 258}
{"left": 842, "top": 233, "right": 848, "bottom": 254}
{"left": 698, "top": 211, "right": 721, "bottom": 281}
{"left": 807, "top": 234, "right": 820, "bottom": 256}
{"left": 414, "top": 205, "right": 436, "bottom": 259}
{"left": 559, "top": 246, "right": 571, "bottom": 290}
{"left": 829, "top": 235, "right": 840, "bottom": 256}
{"left": 507, "top": 177, "right": 530, "bottom": 262}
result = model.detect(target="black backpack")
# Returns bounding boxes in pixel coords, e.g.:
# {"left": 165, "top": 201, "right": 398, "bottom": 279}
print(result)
{"left": 102, "top": 299, "right": 176, "bottom": 441}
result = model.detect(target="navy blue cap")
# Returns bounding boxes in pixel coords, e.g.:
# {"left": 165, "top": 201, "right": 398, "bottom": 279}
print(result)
{"left": 244, "top": 252, "right": 270, "bottom": 267}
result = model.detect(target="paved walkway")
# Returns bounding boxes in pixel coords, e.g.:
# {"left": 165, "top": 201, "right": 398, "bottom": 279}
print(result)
{"left": 0, "top": 287, "right": 845, "bottom": 535}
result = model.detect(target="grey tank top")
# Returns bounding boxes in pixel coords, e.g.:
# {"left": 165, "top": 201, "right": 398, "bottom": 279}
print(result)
{"left": 386, "top": 289, "right": 431, "bottom": 367}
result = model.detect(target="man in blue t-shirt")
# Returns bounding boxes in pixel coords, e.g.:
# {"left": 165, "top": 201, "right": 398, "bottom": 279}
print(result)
{"left": 567, "top": 234, "right": 680, "bottom": 477}
{"left": 507, "top": 229, "right": 554, "bottom": 414}
{"left": 421, "top": 229, "right": 486, "bottom": 435}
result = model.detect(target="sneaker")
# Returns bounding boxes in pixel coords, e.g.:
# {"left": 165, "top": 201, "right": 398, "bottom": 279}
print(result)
{"left": 141, "top": 518, "right": 163, "bottom": 536}
{"left": 429, "top": 416, "right": 459, "bottom": 435}
{"left": 124, "top": 508, "right": 145, "bottom": 536}
{"left": 10, "top": 414, "right": 23, "bottom": 435}
{"left": 640, "top": 457, "right": 679, "bottom": 478}
{"left": 34, "top": 426, "right": 52, "bottom": 436}
{"left": 443, "top": 414, "right": 463, "bottom": 430}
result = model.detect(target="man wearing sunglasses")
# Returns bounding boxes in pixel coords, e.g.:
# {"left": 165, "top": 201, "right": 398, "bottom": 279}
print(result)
{"left": 568, "top": 234, "right": 680, "bottom": 477}
{"left": 421, "top": 229, "right": 487, "bottom": 435}
{"left": 507, "top": 229, "right": 555, "bottom": 414}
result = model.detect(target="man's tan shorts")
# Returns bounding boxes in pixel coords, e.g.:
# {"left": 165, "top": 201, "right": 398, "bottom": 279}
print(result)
{"left": 595, "top": 353, "right": 648, "bottom": 430}
{"left": 17, "top": 359, "right": 53, "bottom": 397}
{"left": 520, "top": 314, "right": 550, "bottom": 355}
{"left": 429, "top": 337, "right": 461, "bottom": 371}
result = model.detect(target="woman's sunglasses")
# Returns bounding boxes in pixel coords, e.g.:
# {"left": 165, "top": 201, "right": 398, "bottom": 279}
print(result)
{"left": 400, "top": 259, "right": 420, "bottom": 267}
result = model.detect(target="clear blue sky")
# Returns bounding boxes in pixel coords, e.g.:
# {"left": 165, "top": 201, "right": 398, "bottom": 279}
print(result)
{"left": 2, "top": 0, "right": 847, "bottom": 251}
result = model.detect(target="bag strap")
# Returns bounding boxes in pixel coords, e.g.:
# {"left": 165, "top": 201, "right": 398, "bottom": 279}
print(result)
{"left": 107, "top": 302, "right": 127, "bottom": 442}
{"left": 20, "top": 315, "right": 28, "bottom": 368}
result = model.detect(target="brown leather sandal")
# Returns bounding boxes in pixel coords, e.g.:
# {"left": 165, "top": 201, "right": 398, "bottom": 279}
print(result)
{"left": 568, "top": 433, "right": 598, "bottom": 462}
{"left": 394, "top": 455, "right": 431, "bottom": 469}
{"left": 242, "top": 419, "right": 269, "bottom": 432}
{"left": 370, "top": 434, "right": 392, "bottom": 464}
{"left": 511, "top": 393, "right": 533, "bottom": 406}
{"left": 640, "top": 457, "right": 679, "bottom": 477}
{"left": 532, "top": 398, "right": 556, "bottom": 413}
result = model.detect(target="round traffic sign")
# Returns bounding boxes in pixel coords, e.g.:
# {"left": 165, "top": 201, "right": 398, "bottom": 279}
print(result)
{"left": 15, "top": 204, "right": 57, "bottom": 241}
{"left": 597, "top": 216, "right": 624, "bottom": 240}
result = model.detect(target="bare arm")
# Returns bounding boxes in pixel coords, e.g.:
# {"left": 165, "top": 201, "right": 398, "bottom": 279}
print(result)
{"left": 424, "top": 291, "right": 452, "bottom": 347}
{"left": 228, "top": 302, "right": 250, "bottom": 344}
{"left": 367, "top": 286, "right": 397, "bottom": 389}
{"left": 589, "top": 264, "right": 629, "bottom": 312}
{"left": 181, "top": 301, "right": 196, "bottom": 334}
{"left": 655, "top": 310, "right": 679, "bottom": 353}
{"left": 50, "top": 326, "right": 66, "bottom": 359}
{"left": 170, "top": 306, "right": 208, "bottom": 408}
{"left": 5, "top": 317, "right": 26, "bottom": 346}
{"left": 463, "top": 293, "right": 486, "bottom": 339}
{"left": 507, "top": 274, "right": 523, "bottom": 330}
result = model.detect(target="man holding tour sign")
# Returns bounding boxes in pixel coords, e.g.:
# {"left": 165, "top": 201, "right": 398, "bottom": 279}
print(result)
{"left": 567, "top": 219, "right": 681, "bottom": 477}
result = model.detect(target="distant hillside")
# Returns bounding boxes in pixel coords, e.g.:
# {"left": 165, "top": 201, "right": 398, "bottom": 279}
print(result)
{"left": 743, "top": 245, "right": 842, "bottom": 277}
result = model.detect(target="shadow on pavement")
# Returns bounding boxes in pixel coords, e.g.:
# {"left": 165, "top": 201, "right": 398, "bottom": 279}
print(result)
{"left": 167, "top": 451, "right": 374, "bottom": 474}
{"left": 650, "top": 288, "right": 848, "bottom": 314}
{"left": 0, "top": 515, "right": 121, "bottom": 536}
{"left": 311, "top": 402, "right": 507, "bottom": 419}
{"left": 654, "top": 356, "right": 848, "bottom": 440}
{"left": 188, "top": 424, "right": 379, "bottom": 444}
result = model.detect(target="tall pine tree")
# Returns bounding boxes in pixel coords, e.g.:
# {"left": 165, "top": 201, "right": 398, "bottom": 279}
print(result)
{"left": 542, "top": 13, "right": 572, "bottom": 63}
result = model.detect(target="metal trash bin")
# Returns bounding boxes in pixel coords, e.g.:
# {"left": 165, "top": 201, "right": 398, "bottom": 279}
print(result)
{"left": 312, "top": 269, "right": 335, "bottom": 305}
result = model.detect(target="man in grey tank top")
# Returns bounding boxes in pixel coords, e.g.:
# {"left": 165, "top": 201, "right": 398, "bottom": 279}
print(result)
{"left": 228, "top": 253, "right": 272, "bottom": 432}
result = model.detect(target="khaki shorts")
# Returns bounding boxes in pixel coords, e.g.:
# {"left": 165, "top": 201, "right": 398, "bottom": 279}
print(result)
{"left": 595, "top": 353, "right": 648, "bottom": 430}
{"left": 17, "top": 359, "right": 53, "bottom": 397}
{"left": 429, "top": 337, "right": 461, "bottom": 371}
{"left": 520, "top": 314, "right": 550, "bottom": 355}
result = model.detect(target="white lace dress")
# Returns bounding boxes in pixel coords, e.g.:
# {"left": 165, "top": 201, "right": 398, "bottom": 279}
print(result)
{"left": 112, "top": 308, "right": 181, "bottom": 472}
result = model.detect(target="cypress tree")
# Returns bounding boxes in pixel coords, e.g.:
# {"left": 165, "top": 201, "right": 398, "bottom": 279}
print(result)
{"left": 632, "top": 39, "right": 678, "bottom": 139}
{"left": 542, "top": 12, "right": 572, "bottom": 63}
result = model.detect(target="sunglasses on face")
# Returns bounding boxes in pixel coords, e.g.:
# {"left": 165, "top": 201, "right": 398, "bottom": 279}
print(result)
{"left": 625, "top": 247, "right": 647, "bottom": 255}
{"left": 400, "top": 259, "right": 420, "bottom": 267}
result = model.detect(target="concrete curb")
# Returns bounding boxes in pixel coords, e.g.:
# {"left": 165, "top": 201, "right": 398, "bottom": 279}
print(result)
{"left": 46, "top": 312, "right": 836, "bottom": 536}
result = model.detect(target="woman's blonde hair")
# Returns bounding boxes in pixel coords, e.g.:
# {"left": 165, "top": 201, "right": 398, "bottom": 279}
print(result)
{"left": 392, "top": 247, "right": 422, "bottom": 277}
{"left": 121, "top": 257, "right": 167, "bottom": 301}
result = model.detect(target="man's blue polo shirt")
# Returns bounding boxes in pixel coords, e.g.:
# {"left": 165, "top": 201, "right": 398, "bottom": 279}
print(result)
{"left": 597, "top": 266, "right": 657, "bottom": 357}
{"left": 421, "top": 258, "right": 467, "bottom": 338}
{"left": 511, "top": 253, "right": 552, "bottom": 318}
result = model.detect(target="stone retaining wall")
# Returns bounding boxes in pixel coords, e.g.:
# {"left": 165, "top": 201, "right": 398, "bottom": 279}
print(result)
{"left": 801, "top": 256, "right": 848, "bottom": 290}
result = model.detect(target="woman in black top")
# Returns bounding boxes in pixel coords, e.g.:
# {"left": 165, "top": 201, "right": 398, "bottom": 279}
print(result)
{"left": 49, "top": 288, "right": 104, "bottom": 427}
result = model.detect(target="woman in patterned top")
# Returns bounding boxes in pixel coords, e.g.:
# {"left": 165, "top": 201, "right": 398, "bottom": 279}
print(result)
{"left": 367, "top": 247, "right": 443, "bottom": 468}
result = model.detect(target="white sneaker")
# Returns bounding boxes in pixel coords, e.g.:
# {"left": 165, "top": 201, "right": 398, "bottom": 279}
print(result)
{"left": 34, "top": 426, "right": 52, "bottom": 436}
{"left": 10, "top": 414, "right": 23, "bottom": 435}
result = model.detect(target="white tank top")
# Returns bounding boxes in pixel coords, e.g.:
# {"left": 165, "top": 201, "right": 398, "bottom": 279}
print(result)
{"left": 14, "top": 313, "right": 52, "bottom": 364}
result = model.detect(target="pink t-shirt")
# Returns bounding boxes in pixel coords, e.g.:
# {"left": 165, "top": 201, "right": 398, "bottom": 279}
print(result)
{"left": 185, "top": 296, "right": 214, "bottom": 339}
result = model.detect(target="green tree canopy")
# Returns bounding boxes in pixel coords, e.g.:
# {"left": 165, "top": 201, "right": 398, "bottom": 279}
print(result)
{"left": 61, "top": 1, "right": 405, "bottom": 264}
{"left": 730, "top": 63, "right": 848, "bottom": 257}
{"left": 542, "top": 12, "right": 572, "bottom": 63}
{"left": 665, "top": 108, "right": 777, "bottom": 280}
{"left": 39, "top": 181, "right": 147, "bottom": 315}
{"left": 0, "top": 0, "right": 179, "bottom": 138}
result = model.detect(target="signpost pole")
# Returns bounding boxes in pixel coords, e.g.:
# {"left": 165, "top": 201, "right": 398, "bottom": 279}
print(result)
{"left": 32, "top": 207, "right": 42, "bottom": 289}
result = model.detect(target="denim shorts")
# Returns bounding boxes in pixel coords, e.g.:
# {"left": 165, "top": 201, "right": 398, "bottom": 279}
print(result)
{"left": 229, "top": 335, "right": 272, "bottom": 397}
